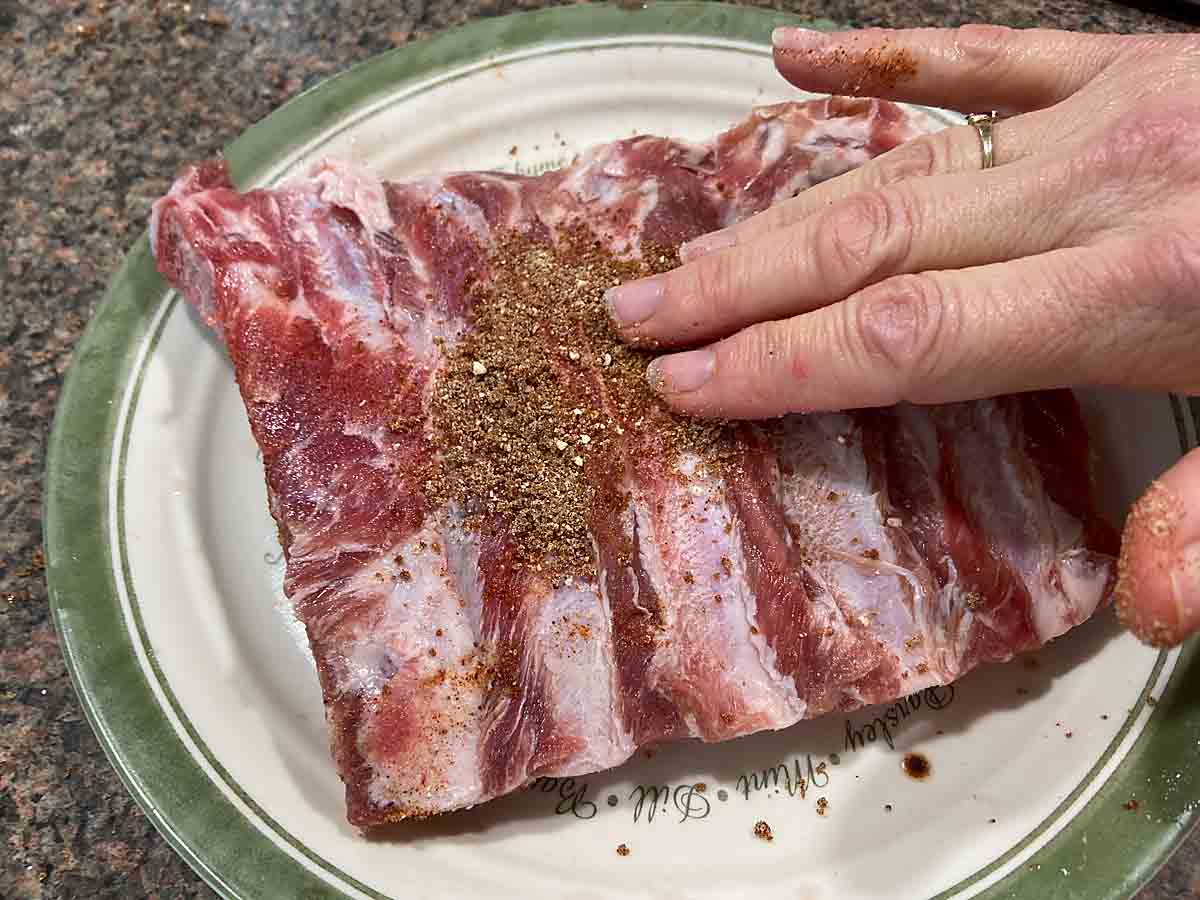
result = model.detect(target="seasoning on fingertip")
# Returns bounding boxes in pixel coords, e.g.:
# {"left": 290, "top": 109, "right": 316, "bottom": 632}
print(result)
{"left": 646, "top": 349, "right": 716, "bottom": 394}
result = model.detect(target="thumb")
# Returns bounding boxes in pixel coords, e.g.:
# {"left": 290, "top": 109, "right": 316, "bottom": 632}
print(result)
{"left": 1116, "top": 447, "right": 1200, "bottom": 647}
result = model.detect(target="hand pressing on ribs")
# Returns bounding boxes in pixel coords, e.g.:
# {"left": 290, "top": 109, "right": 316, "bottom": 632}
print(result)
{"left": 603, "top": 26, "right": 1200, "bottom": 647}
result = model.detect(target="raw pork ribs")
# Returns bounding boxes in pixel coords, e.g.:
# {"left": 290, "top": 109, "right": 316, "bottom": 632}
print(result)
{"left": 151, "top": 98, "right": 1116, "bottom": 825}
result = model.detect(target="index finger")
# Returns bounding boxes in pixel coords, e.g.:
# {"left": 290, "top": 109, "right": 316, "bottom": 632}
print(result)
{"left": 773, "top": 25, "right": 1127, "bottom": 116}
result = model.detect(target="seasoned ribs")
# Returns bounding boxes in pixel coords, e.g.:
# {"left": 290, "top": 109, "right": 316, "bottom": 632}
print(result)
{"left": 150, "top": 98, "right": 1116, "bottom": 826}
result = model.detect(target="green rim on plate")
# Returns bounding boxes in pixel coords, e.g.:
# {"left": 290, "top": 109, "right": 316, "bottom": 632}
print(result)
{"left": 44, "top": 4, "right": 1200, "bottom": 899}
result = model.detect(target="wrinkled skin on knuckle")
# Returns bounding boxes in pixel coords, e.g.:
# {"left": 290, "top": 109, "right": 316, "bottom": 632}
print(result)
{"left": 1040, "top": 247, "right": 1139, "bottom": 383}
{"left": 1109, "top": 230, "right": 1200, "bottom": 392}
{"left": 853, "top": 274, "right": 953, "bottom": 404}
{"left": 1029, "top": 152, "right": 1115, "bottom": 246}
{"left": 1071, "top": 105, "right": 1200, "bottom": 230}
{"left": 999, "top": 258, "right": 1081, "bottom": 381}
{"left": 818, "top": 190, "right": 914, "bottom": 288}
{"left": 1108, "top": 107, "right": 1200, "bottom": 178}
{"left": 671, "top": 248, "right": 742, "bottom": 327}
{"left": 871, "top": 135, "right": 943, "bottom": 185}
{"left": 1144, "top": 226, "right": 1200, "bottom": 306}
{"left": 721, "top": 320, "right": 796, "bottom": 410}
{"left": 949, "top": 25, "right": 1031, "bottom": 91}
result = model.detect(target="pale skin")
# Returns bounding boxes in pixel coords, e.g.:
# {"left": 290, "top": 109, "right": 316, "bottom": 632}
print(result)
{"left": 603, "top": 25, "right": 1200, "bottom": 647}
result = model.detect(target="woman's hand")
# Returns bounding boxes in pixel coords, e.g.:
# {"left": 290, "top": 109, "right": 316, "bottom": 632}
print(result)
{"left": 603, "top": 26, "right": 1200, "bottom": 646}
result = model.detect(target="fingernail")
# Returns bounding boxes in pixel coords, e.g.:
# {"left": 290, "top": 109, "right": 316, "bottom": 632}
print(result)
{"left": 680, "top": 229, "right": 736, "bottom": 262}
{"left": 772, "top": 26, "right": 825, "bottom": 49}
{"left": 646, "top": 349, "right": 716, "bottom": 394}
{"left": 1170, "top": 541, "right": 1200, "bottom": 633}
{"left": 605, "top": 276, "right": 664, "bottom": 327}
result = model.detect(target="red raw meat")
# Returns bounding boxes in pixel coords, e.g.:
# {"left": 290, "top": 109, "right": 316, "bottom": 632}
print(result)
{"left": 150, "top": 97, "right": 1116, "bottom": 826}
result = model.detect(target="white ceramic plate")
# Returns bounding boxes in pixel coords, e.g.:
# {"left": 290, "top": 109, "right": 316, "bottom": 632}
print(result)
{"left": 45, "top": 5, "right": 1200, "bottom": 899}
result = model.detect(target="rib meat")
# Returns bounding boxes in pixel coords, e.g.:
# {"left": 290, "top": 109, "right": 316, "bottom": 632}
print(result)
{"left": 150, "top": 97, "right": 1117, "bottom": 826}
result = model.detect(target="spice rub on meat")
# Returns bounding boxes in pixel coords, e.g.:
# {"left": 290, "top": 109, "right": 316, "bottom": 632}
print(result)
{"left": 150, "top": 97, "right": 1118, "bottom": 827}
{"left": 430, "top": 232, "right": 733, "bottom": 581}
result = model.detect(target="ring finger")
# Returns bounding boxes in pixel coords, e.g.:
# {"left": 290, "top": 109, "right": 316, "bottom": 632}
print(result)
{"left": 681, "top": 109, "right": 1046, "bottom": 262}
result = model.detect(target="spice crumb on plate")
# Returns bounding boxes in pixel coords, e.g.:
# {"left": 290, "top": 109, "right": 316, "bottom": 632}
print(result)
{"left": 616, "top": 843, "right": 630, "bottom": 857}
{"left": 753, "top": 820, "right": 774, "bottom": 841}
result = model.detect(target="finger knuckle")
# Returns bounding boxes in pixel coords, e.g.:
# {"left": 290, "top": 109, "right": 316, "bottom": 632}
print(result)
{"left": 1090, "top": 107, "right": 1200, "bottom": 180}
{"left": 853, "top": 274, "right": 953, "bottom": 402}
{"left": 872, "top": 135, "right": 944, "bottom": 185}
{"left": 728, "top": 321, "right": 793, "bottom": 406}
{"left": 817, "top": 189, "right": 915, "bottom": 285}
{"left": 951, "top": 25, "right": 1019, "bottom": 80}
{"left": 674, "top": 251, "right": 741, "bottom": 323}
{"left": 1141, "top": 226, "right": 1200, "bottom": 307}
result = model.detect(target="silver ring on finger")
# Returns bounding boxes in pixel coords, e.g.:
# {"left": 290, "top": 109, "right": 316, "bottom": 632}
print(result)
{"left": 966, "top": 110, "right": 999, "bottom": 170}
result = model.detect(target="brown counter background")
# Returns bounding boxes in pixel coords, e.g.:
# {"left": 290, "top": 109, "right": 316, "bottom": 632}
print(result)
{"left": 3, "top": 1, "right": 1199, "bottom": 897}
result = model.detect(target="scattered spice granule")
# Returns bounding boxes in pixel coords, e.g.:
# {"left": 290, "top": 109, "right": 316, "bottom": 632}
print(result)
{"left": 1124, "top": 798, "right": 1140, "bottom": 812}
{"left": 1065, "top": 731, "right": 1073, "bottom": 739}
{"left": 1101, "top": 714, "right": 1109, "bottom": 721}
{"left": 753, "top": 820, "right": 774, "bottom": 842}
{"left": 616, "top": 843, "right": 630, "bottom": 857}
{"left": 884, "top": 804, "right": 893, "bottom": 813}
{"left": 989, "top": 818, "right": 997, "bottom": 824}
{"left": 816, "top": 797, "right": 829, "bottom": 817}
{"left": 902, "top": 753, "right": 931, "bottom": 780}
{"left": 695, "top": 782, "right": 707, "bottom": 793}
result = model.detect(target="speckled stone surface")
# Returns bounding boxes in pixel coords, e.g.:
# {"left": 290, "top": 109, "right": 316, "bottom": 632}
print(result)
{"left": 2, "top": 1, "right": 1199, "bottom": 898}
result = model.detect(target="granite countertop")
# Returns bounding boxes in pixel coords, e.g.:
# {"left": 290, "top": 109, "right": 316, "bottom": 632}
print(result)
{"left": 3, "top": 1, "right": 1199, "bottom": 897}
